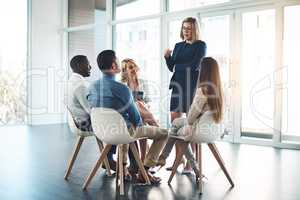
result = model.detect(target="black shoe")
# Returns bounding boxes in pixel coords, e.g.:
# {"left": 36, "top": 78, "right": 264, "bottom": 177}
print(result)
{"left": 101, "top": 159, "right": 117, "bottom": 171}
{"left": 136, "top": 171, "right": 161, "bottom": 185}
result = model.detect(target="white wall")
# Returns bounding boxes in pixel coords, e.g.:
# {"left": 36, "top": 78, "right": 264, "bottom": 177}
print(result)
{"left": 28, "top": 0, "right": 66, "bottom": 125}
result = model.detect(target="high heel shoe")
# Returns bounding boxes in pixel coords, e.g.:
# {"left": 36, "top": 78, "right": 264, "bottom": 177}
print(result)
{"left": 182, "top": 160, "right": 193, "bottom": 174}
{"left": 165, "top": 157, "right": 186, "bottom": 171}
{"left": 193, "top": 167, "right": 201, "bottom": 182}
{"left": 193, "top": 167, "right": 207, "bottom": 183}
{"left": 156, "top": 158, "right": 166, "bottom": 171}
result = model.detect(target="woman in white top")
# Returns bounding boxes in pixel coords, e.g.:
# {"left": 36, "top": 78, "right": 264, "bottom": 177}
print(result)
{"left": 157, "top": 57, "right": 223, "bottom": 177}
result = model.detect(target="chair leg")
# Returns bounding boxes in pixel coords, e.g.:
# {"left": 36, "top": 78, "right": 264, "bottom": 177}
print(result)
{"left": 168, "top": 140, "right": 189, "bottom": 185}
{"left": 197, "top": 144, "right": 203, "bottom": 193}
{"left": 118, "top": 145, "right": 125, "bottom": 195}
{"left": 64, "top": 136, "right": 85, "bottom": 180}
{"left": 82, "top": 144, "right": 112, "bottom": 190}
{"left": 207, "top": 143, "right": 234, "bottom": 187}
{"left": 129, "top": 143, "right": 151, "bottom": 185}
{"left": 115, "top": 145, "right": 120, "bottom": 192}
{"left": 195, "top": 143, "right": 199, "bottom": 163}
{"left": 95, "top": 137, "right": 112, "bottom": 176}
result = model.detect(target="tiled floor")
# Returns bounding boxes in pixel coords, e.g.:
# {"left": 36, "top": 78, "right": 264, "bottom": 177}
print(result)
{"left": 0, "top": 124, "right": 300, "bottom": 200}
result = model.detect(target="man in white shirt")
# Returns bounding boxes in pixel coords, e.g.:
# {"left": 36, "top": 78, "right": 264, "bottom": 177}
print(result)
{"left": 67, "top": 55, "right": 92, "bottom": 131}
{"left": 66, "top": 55, "right": 117, "bottom": 171}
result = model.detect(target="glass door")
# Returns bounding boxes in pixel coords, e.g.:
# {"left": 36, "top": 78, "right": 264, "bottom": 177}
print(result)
{"left": 281, "top": 5, "right": 300, "bottom": 144}
{"left": 115, "top": 19, "right": 161, "bottom": 120}
{"left": 166, "top": 13, "right": 232, "bottom": 141}
{"left": 198, "top": 13, "right": 233, "bottom": 141}
{"left": 240, "top": 9, "right": 276, "bottom": 139}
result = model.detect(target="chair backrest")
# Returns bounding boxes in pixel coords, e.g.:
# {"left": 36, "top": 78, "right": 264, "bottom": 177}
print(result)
{"left": 191, "top": 111, "right": 222, "bottom": 143}
{"left": 91, "top": 107, "right": 136, "bottom": 145}
{"left": 67, "top": 109, "right": 93, "bottom": 137}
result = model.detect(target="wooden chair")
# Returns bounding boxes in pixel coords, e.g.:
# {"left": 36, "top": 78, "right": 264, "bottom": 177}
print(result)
{"left": 167, "top": 111, "right": 234, "bottom": 194}
{"left": 82, "top": 108, "right": 150, "bottom": 195}
{"left": 64, "top": 110, "right": 111, "bottom": 180}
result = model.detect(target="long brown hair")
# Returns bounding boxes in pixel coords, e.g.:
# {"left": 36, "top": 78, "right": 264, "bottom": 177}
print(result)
{"left": 180, "top": 17, "right": 200, "bottom": 42}
{"left": 121, "top": 58, "right": 140, "bottom": 88}
{"left": 198, "top": 57, "right": 223, "bottom": 123}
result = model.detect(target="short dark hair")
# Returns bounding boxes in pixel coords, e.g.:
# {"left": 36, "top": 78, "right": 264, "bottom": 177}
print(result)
{"left": 70, "top": 55, "right": 88, "bottom": 72}
{"left": 97, "top": 50, "right": 116, "bottom": 71}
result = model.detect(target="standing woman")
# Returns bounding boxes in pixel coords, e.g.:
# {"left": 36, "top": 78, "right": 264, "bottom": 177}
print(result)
{"left": 164, "top": 17, "right": 206, "bottom": 172}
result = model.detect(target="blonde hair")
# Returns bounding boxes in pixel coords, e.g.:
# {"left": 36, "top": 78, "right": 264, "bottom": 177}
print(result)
{"left": 121, "top": 58, "right": 140, "bottom": 87}
{"left": 180, "top": 17, "right": 200, "bottom": 42}
{"left": 197, "top": 57, "right": 223, "bottom": 123}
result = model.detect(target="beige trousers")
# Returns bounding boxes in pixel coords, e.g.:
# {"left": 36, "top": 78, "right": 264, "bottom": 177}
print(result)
{"left": 126, "top": 125, "right": 168, "bottom": 168}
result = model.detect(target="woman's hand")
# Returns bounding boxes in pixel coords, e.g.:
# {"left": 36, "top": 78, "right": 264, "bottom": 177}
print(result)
{"left": 183, "top": 125, "right": 193, "bottom": 141}
{"left": 136, "top": 100, "right": 159, "bottom": 126}
{"left": 164, "top": 49, "right": 172, "bottom": 58}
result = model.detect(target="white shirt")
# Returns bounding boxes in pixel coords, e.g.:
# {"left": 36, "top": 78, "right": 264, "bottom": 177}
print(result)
{"left": 66, "top": 73, "right": 91, "bottom": 123}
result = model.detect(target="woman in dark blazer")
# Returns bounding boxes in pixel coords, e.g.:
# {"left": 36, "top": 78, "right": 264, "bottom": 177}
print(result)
{"left": 164, "top": 17, "right": 206, "bottom": 173}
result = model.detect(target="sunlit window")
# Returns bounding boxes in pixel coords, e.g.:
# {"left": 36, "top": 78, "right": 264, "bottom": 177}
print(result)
{"left": 169, "top": 0, "right": 229, "bottom": 12}
{"left": 282, "top": 5, "right": 300, "bottom": 138}
{"left": 115, "top": 19, "right": 161, "bottom": 119}
{"left": 201, "top": 15, "right": 231, "bottom": 136}
{"left": 168, "top": 20, "right": 183, "bottom": 49}
{"left": 114, "top": 0, "right": 160, "bottom": 20}
{"left": 0, "top": 1, "right": 27, "bottom": 125}
{"left": 241, "top": 10, "right": 275, "bottom": 134}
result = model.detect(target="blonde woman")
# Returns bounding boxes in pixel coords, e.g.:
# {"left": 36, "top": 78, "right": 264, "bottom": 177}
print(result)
{"left": 157, "top": 57, "right": 223, "bottom": 178}
{"left": 121, "top": 59, "right": 158, "bottom": 126}
{"left": 164, "top": 17, "right": 207, "bottom": 172}
{"left": 121, "top": 58, "right": 159, "bottom": 167}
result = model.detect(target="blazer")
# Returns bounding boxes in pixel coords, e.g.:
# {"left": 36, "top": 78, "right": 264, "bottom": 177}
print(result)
{"left": 165, "top": 40, "right": 207, "bottom": 90}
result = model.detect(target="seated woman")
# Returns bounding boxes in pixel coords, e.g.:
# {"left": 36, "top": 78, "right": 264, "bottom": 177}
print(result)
{"left": 121, "top": 58, "right": 159, "bottom": 177}
{"left": 157, "top": 57, "right": 224, "bottom": 179}
{"left": 121, "top": 58, "right": 158, "bottom": 127}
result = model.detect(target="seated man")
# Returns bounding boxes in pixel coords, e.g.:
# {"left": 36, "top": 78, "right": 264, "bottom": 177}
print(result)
{"left": 66, "top": 55, "right": 116, "bottom": 171}
{"left": 66, "top": 55, "right": 92, "bottom": 131}
{"left": 87, "top": 50, "right": 168, "bottom": 184}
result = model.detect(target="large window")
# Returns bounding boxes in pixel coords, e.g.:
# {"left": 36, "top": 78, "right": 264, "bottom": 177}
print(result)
{"left": 67, "top": 0, "right": 300, "bottom": 148}
{"left": 114, "top": 0, "right": 160, "bottom": 20}
{"left": 168, "top": 0, "right": 229, "bottom": 12}
{"left": 115, "top": 19, "right": 161, "bottom": 118}
{"left": 200, "top": 15, "right": 231, "bottom": 138}
{"left": 168, "top": 19, "right": 183, "bottom": 49}
{"left": 282, "top": 5, "right": 300, "bottom": 140}
{"left": 241, "top": 10, "right": 275, "bottom": 136}
{"left": 0, "top": 1, "right": 27, "bottom": 125}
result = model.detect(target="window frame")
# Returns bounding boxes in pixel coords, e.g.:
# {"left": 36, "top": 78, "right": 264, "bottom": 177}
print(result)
{"left": 62, "top": 0, "right": 300, "bottom": 149}
{"left": 110, "top": 0, "right": 300, "bottom": 149}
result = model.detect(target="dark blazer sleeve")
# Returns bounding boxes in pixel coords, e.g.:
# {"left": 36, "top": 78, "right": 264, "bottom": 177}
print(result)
{"left": 164, "top": 43, "right": 180, "bottom": 72}
{"left": 175, "top": 41, "right": 206, "bottom": 71}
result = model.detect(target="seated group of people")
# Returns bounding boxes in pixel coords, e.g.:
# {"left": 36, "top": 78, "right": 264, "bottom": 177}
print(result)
{"left": 67, "top": 49, "right": 223, "bottom": 185}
